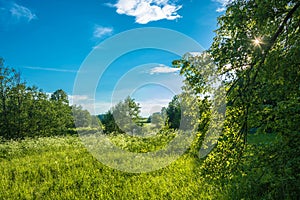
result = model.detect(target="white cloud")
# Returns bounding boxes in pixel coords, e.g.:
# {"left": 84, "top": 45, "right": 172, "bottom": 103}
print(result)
{"left": 68, "top": 95, "right": 95, "bottom": 105}
{"left": 216, "top": 7, "right": 226, "bottom": 12}
{"left": 10, "top": 3, "right": 37, "bottom": 22}
{"left": 103, "top": 2, "right": 115, "bottom": 8}
{"left": 93, "top": 26, "right": 113, "bottom": 38}
{"left": 185, "top": 52, "right": 202, "bottom": 57}
{"left": 76, "top": 98, "right": 172, "bottom": 116}
{"left": 71, "top": 101, "right": 114, "bottom": 115}
{"left": 213, "top": 0, "right": 231, "bottom": 12}
{"left": 113, "top": 0, "right": 182, "bottom": 24}
{"left": 149, "top": 64, "right": 180, "bottom": 74}
{"left": 137, "top": 98, "right": 171, "bottom": 117}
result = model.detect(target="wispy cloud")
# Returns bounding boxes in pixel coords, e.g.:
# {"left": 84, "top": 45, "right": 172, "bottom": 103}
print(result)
{"left": 72, "top": 98, "right": 172, "bottom": 116}
{"left": 103, "top": 2, "right": 115, "bottom": 8}
{"left": 137, "top": 98, "right": 171, "bottom": 117}
{"left": 72, "top": 101, "right": 114, "bottom": 115}
{"left": 68, "top": 95, "right": 95, "bottom": 105}
{"left": 24, "top": 66, "right": 78, "bottom": 73}
{"left": 10, "top": 3, "right": 37, "bottom": 22}
{"left": 149, "top": 64, "right": 180, "bottom": 74}
{"left": 213, "top": 0, "right": 231, "bottom": 12}
{"left": 112, "top": 0, "right": 182, "bottom": 24}
{"left": 93, "top": 25, "right": 113, "bottom": 38}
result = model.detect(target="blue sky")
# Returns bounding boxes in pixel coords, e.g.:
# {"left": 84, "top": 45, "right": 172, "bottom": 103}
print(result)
{"left": 0, "top": 0, "right": 228, "bottom": 116}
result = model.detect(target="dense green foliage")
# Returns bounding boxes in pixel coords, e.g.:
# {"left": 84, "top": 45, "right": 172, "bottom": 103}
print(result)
{"left": 100, "top": 96, "right": 142, "bottom": 134}
{"left": 0, "top": 60, "right": 71, "bottom": 139}
{"left": 0, "top": 59, "right": 100, "bottom": 139}
{"left": 172, "top": 0, "right": 300, "bottom": 198}
{"left": 165, "top": 95, "right": 181, "bottom": 129}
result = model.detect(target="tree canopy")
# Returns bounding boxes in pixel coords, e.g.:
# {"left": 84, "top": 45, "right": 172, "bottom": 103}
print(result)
{"left": 0, "top": 58, "right": 100, "bottom": 139}
{"left": 171, "top": 0, "right": 300, "bottom": 198}
{"left": 100, "top": 96, "right": 142, "bottom": 134}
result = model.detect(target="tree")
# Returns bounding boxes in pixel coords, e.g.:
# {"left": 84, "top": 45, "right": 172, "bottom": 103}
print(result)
{"left": 149, "top": 111, "right": 167, "bottom": 130}
{"left": 100, "top": 110, "right": 119, "bottom": 134}
{"left": 210, "top": 0, "right": 300, "bottom": 154}
{"left": 72, "top": 105, "right": 92, "bottom": 128}
{"left": 50, "top": 89, "right": 73, "bottom": 133}
{"left": 166, "top": 95, "right": 181, "bottom": 129}
{"left": 173, "top": 0, "right": 300, "bottom": 198}
{"left": 100, "top": 96, "right": 142, "bottom": 134}
{"left": 51, "top": 89, "right": 69, "bottom": 104}
{"left": 0, "top": 58, "right": 24, "bottom": 138}
{"left": 0, "top": 60, "right": 78, "bottom": 139}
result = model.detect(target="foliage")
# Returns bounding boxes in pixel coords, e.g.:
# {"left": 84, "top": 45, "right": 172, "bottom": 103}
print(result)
{"left": 100, "top": 96, "right": 142, "bottom": 134}
{"left": 165, "top": 95, "right": 181, "bottom": 129}
{"left": 148, "top": 111, "right": 167, "bottom": 129}
{"left": 0, "top": 58, "right": 98, "bottom": 139}
{"left": 171, "top": 0, "right": 300, "bottom": 198}
{"left": 72, "top": 105, "right": 101, "bottom": 128}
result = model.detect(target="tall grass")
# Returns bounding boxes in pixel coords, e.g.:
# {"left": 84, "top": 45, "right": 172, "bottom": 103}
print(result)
{"left": 0, "top": 133, "right": 286, "bottom": 199}
{"left": 0, "top": 136, "right": 221, "bottom": 200}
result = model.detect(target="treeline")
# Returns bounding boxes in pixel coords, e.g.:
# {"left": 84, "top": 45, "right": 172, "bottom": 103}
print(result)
{"left": 99, "top": 94, "right": 210, "bottom": 138}
{"left": 0, "top": 56, "right": 189, "bottom": 139}
{"left": 0, "top": 58, "right": 100, "bottom": 139}
{"left": 99, "top": 96, "right": 172, "bottom": 135}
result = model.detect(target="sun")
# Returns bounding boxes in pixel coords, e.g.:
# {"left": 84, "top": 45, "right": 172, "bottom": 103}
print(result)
{"left": 252, "top": 37, "right": 263, "bottom": 47}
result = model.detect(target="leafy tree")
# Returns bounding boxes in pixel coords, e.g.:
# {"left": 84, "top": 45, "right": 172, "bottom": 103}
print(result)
{"left": 0, "top": 58, "right": 25, "bottom": 138}
{"left": 72, "top": 105, "right": 91, "bottom": 127}
{"left": 100, "top": 96, "right": 142, "bottom": 134}
{"left": 149, "top": 111, "right": 167, "bottom": 130}
{"left": 165, "top": 95, "right": 181, "bottom": 129}
{"left": 26, "top": 86, "right": 53, "bottom": 136}
{"left": 100, "top": 110, "right": 119, "bottom": 134}
{"left": 0, "top": 59, "right": 77, "bottom": 139}
{"left": 50, "top": 89, "right": 73, "bottom": 133}
{"left": 91, "top": 115, "right": 102, "bottom": 128}
{"left": 51, "top": 89, "right": 69, "bottom": 104}
{"left": 72, "top": 105, "right": 100, "bottom": 128}
{"left": 173, "top": 0, "right": 300, "bottom": 198}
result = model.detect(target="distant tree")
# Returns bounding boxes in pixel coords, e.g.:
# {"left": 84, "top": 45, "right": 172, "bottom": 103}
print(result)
{"left": 91, "top": 115, "right": 102, "bottom": 128}
{"left": 72, "top": 105, "right": 92, "bottom": 128}
{"left": 113, "top": 96, "right": 142, "bottom": 134}
{"left": 166, "top": 95, "right": 181, "bottom": 129}
{"left": 50, "top": 89, "right": 73, "bottom": 133}
{"left": 100, "top": 110, "right": 119, "bottom": 134}
{"left": 26, "top": 86, "right": 53, "bottom": 136}
{"left": 0, "top": 58, "right": 24, "bottom": 138}
{"left": 150, "top": 112, "right": 165, "bottom": 129}
{"left": 0, "top": 59, "right": 103, "bottom": 138}
{"left": 51, "top": 89, "right": 69, "bottom": 104}
{"left": 100, "top": 96, "right": 142, "bottom": 134}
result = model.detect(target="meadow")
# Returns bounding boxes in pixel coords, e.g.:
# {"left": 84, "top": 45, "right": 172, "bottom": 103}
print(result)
{"left": 0, "top": 133, "right": 280, "bottom": 200}
{"left": 0, "top": 135, "right": 215, "bottom": 199}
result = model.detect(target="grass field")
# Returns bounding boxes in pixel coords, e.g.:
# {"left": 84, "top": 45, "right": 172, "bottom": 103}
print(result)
{"left": 0, "top": 135, "right": 221, "bottom": 200}
{"left": 0, "top": 133, "right": 278, "bottom": 199}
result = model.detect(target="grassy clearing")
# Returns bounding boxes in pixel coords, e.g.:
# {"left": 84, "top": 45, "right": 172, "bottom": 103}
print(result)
{"left": 0, "top": 133, "right": 284, "bottom": 199}
{"left": 0, "top": 136, "right": 220, "bottom": 200}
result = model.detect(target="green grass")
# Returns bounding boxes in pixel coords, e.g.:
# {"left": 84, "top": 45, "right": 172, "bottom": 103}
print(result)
{"left": 0, "top": 133, "right": 285, "bottom": 199}
{"left": 0, "top": 136, "right": 220, "bottom": 200}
